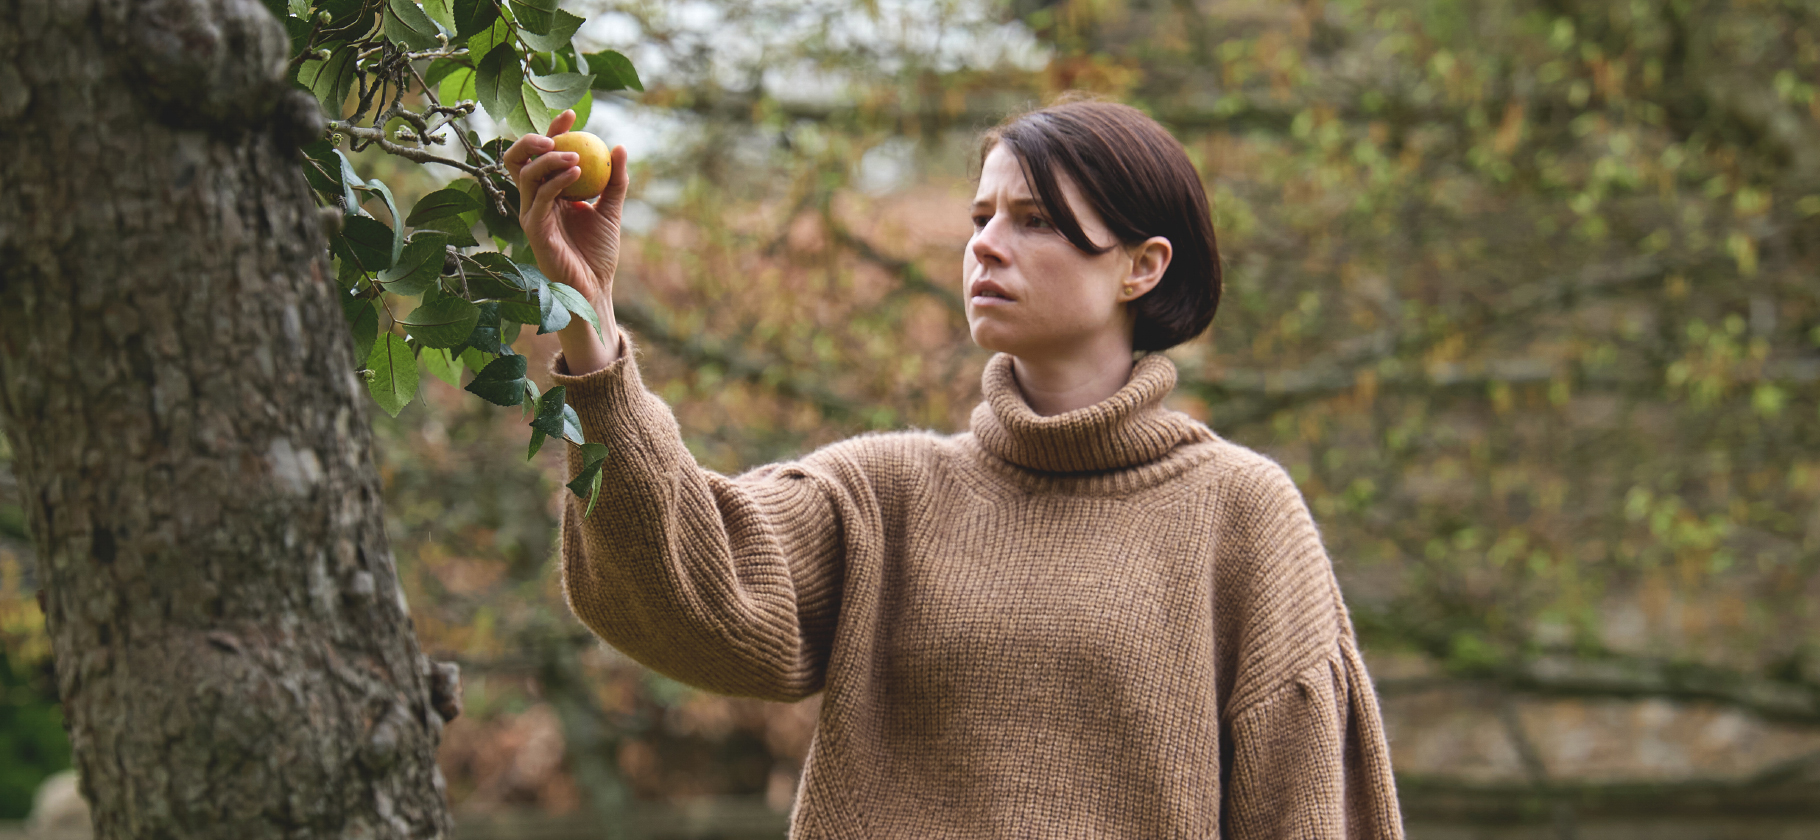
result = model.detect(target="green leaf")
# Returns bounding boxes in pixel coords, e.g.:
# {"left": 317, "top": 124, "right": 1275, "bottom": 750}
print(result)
{"left": 508, "top": 0, "right": 560, "bottom": 34}
{"left": 583, "top": 469, "right": 603, "bottom": 518}
{"left": 536, "top": 283, "right": 572, "bottom": 334}
{"left": 545, "top": 281, "right": 601, "bottom": 339}
{"left": 424, "top": 56, "right": 465, "bottom": 89}
{"left": 566, "top": 441, "right": 611, "bottom": 517}
{"left": 561, "top": 403, "right": 584, "bottom": 444}
{"left": 527, "top": 429, "right": 548, "bottom": 460}
{"left": 279, "top": 13, "right": 313, "bottom": 57}
{"left": 517, "top": 260, "right": 553, "bottom": 290}
{"left": 342, "top": 292, "right": 369, "bottom": 325}
{"left": 342, "top": 296, "right": 380, "bottom": 364}
{"left": 462, "top": 174, "right": 524, "bottom": 248}
{"left": 528, "top": 71, "right": 593, "bottom": 111}
{"left": 497, "top": 299, "right": 541, "bottom": 326}
{"left": 476, "top": 45, "right": 524, "bottom": 128}
{"left": 464, "top": 353, "right": 530, "bottom": 406}
{"left": 300, "top": 140, "right": 354, "bottom": 209}
{"left": 302, "top": 145, "right": 364, "bottom": 214}
{"left": 508, "top": 82, "right": 549, "bottom": 136}
{"left": 366, "top": 334, "right": 419, "bottom": 417}
{"left": 298, "top": 42, "right": 358, "bottom": 116}
{"left": 406, "top": 188, "right": 484, "bottom": 226}
{"left": 335, "top": 249, "right": 367, "bottom": 292}
{"left": 438, "top": 66, "right": 476, "bottom": 106}
{"left": 570, "top": 89, "right": 593, "bottom": 130}
{"left": 465, "top": 301, "right": 504, "bottom": 353}
{"left": 530, "top": 385, "right": 567, "bottom": 437}
{"left": 424, "top": 215, "right": 479, "bottom": 248}
{"left": 287, "top": 0, "right": 310, "bottom": 20}
{"left": 339, "top": 216, "right": 396, "bottom": 271}
{"left": 471, "top": 251, "right": 541, "bottom": 293}
{"left": 582, "top": 50, "right": 643, "bottom": 92}
{"left": 460, "top": 258, "right": 528, "bottom": 301}
{"left": 416, "top": 182, "right": 483, "bottom": 247}
{"left": 519, "top": 9, "right": 584, "bottom": 52}
{"left": 359, "top": 178, "right": 400, "bottom": 218}
{"left": 355, "top": 179, "right": 405, "bottom": 265}
{"left": 422, "top": 0, "right": 456, "bottom": 32}
{"left": 383, "top": 0, "right": 442, "bottom": 50}
{"left": 400, "top": 296, "right": 481, "bottom": 348}
{"left": 378, "top": 233, "right": 448, "bottom": 296}
{"left": 422, "top": 346, "right": 463, "bottom": 388}
{"left": 454, "top": 0, "right": 500, "bottom": 38}
{"left": 520, "top": 378, "right": 541, "bottom": 420}
{"left": 465, "top": 15, "right": 510, "bottom": 61}
{"left": 316, "top": 0, "right": 364, "bottom": 27}
{"left": 460, "top": 346, "right": 496, "bottom": 374}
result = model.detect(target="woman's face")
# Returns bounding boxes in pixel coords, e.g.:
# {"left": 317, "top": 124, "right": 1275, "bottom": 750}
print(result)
{"left": 964, "top": 145, "right": 1139, "bottom": 359}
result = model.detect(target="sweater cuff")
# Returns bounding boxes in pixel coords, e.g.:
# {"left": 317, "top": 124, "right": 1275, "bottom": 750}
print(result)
{"left": 548, "top": 330, "right": 656, "bottom": 443}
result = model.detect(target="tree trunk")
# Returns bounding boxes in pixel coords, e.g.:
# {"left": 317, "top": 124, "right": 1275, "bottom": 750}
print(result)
{"left": 0, "top": 0, "right": 453, "bottom": 837}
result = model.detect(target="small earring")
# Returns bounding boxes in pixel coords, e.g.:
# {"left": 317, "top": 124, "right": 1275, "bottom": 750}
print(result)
{"left": 1122, "top": 284, "right": 1134, "bottom": 296}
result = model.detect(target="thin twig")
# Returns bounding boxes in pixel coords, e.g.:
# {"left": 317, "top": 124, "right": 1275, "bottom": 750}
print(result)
{"left": 328, "top": 120, "right": 489, "bottom": 174}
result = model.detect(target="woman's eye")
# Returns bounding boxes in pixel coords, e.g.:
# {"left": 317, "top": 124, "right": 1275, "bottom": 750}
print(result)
{"left": 1027, "top": 215, "right": 1051, "bottom": 230}
{"left": 971, "top": 215, "right": 990, "bottom": 230}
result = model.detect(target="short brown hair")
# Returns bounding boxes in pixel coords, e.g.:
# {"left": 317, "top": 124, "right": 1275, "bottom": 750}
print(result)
{"left": 979, "top": 97, "right": 1221, "bottom": 352}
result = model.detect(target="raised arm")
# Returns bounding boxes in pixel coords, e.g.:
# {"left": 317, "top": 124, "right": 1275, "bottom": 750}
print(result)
{"left": 550, "top": 340, "right": 847, "bottom": 700}
{"left": 509, "top": 111, "right": 846, "bottom": 699}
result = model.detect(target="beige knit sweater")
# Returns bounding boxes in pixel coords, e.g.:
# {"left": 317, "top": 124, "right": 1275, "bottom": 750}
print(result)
{"left": 552, "top": 334, "right": 1405, "bottom": 839}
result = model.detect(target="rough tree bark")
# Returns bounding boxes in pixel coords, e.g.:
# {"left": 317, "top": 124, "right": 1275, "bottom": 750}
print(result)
{"left": 0, "top": 0, "right": 454, "bottom": 837}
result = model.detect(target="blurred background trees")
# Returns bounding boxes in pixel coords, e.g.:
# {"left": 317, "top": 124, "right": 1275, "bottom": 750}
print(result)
{"left": 3, "top": 0, "right": 1817, "bottom": 836}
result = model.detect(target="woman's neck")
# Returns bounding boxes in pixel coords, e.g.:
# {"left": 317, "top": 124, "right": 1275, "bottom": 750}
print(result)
{"left": 1010, "top": 339, "right": 1137, "bottom": 417}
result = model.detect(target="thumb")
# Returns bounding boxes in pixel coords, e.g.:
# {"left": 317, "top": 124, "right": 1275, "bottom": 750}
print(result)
{"left": 594, "top": 145, "right": 630, "bottom": 220}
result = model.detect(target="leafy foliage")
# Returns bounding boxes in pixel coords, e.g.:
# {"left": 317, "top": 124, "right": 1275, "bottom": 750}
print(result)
{"left": 266, "top": 0, "right": 647, "bottom": 514}
{"left": 0, "top": 549, "right": 67, "bottom": 819}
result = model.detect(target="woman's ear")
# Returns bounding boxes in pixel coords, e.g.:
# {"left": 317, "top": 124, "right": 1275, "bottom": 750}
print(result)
{"left": 1119, "top": 236, "right": 1173, "bottom": 302}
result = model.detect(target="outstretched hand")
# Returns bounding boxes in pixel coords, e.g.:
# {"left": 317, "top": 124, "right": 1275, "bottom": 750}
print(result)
{"left": 501, "top": 109, "right": 629, "bottom": 303}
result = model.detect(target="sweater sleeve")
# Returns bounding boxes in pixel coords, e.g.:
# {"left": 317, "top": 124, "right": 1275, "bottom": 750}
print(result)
{"left": 548, "top": 332, "right": 846, "bottom": 702}
{"left": 1223, "top": 636, "right": 1405, "bottom": 840}
{"left": 1215, "top": 458, "right": 1405, "bottom": 840}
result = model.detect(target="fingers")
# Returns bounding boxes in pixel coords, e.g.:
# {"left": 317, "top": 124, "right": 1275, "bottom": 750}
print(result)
{"left": 515, "top": 150, "right": 577, "bottom": 217}
{"left": 502, "top": 133, "right": 554, "bottom": 180}
{"left": 519, "top": 152, "right": 580, "bottom": 229}
{"left": 531, "top": 166, "right": 583, "bottom": 216}
{"left": 546, "top": 109, "right": 577, "bottom": 138}
{"left": 503, "top": 109, "right": 577, "bottom": 182}
{"left": 520, "top": 151, "right": 579, "bottom": 188}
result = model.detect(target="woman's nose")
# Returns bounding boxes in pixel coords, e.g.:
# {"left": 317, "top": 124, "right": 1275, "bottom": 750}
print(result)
{"left": 970, "top": 216, "right": 1009, "bottom": 266}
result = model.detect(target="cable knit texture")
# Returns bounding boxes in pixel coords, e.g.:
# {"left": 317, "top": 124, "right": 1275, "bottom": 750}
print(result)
{"left": 551, "top": 333, "right": 1405, "bottom": 840}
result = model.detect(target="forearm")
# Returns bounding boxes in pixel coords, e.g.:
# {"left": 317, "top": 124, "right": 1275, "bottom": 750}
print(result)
{"left": 553, "top": 344, "right": 834, "bottom": 699}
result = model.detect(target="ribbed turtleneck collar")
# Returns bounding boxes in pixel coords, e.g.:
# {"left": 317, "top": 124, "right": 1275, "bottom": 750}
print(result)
{"left": 969, "top": 353, "right": 1204, "bottom": 474}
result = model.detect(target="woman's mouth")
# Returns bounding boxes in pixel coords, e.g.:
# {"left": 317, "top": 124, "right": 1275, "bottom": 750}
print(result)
{"left": 969, "top": 279, "right": 1015, "bottom": 305}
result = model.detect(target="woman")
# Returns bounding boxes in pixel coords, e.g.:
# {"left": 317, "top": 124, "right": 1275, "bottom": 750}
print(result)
{"left": 504, "top": 99, "right": 1404, "bottom": 839}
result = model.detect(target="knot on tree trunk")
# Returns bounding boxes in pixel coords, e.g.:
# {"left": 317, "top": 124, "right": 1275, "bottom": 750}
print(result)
{"left": 429, "top": 660, "right": 461, "bottom": 723}
{"left": 105, "top": 0, "right": 291, "bottom": 130}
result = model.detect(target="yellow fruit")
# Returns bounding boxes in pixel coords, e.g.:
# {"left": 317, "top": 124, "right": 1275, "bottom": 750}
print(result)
{"left": 550, "top": 131, "right": 611, "bottom": 200}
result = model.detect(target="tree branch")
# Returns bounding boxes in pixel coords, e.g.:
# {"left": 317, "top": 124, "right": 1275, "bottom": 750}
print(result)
{"left": 1376, "top": 653, "right": 1820, "bottom": 727}
{"left": 614, "top": 298, "right": 865, "bottom": 423}
{"left": 328, "top": 119, "right": 486, "bottom": 174}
